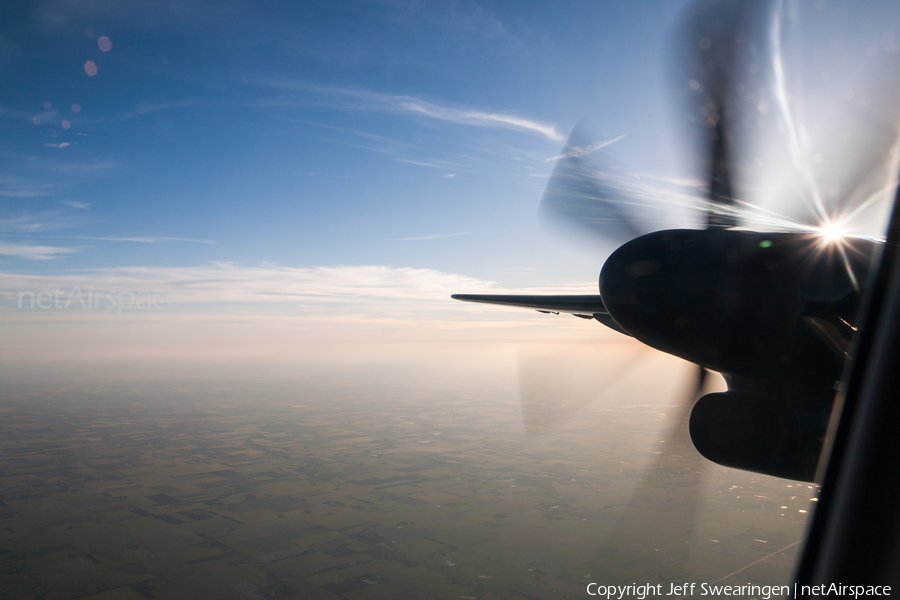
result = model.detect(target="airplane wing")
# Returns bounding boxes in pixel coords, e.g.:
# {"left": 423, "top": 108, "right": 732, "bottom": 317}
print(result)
{"left": 451, "top": 294, "right": 630, "bottom": 335}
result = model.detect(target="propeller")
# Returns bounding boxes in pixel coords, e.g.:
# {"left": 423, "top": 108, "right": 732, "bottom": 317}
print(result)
{"left": 537, "top": 2, "right": 750, "bottom": 247}
{"left": 543, "top": 0, "right": 900, "bottom": 248}
{"left": 516, "top": 343, "right": 648, "bottom": 437}
{"left": 526, "top": 0, "right": 900, "bottom": 583}
{"left": 670, "top": 0, "right": 746, "bottom": 230}
{"left": 671, "top": 0, "right": 900, "bottom": 238}
{"left": 594, "top": 365, "right": 720, "bottom": 581}
{"left": 531, "top": 3, "right": 753, "bottom": 562}
{"left": 539, "top": 121, "right": 700, "bottom": 248}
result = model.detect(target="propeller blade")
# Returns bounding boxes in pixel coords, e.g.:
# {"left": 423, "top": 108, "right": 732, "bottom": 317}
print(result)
{"left": 516, "top": 343, "right": 647, "bottom": 437}
{"left": 668, "top": 0, "right": 751, "bottom": 230}
{"left": 539, "top": 123, "right": 645, "bottom": 246}
{"left": 671, "top": 0, "right": 900, "bottom": 238}
{"left": 707, "top": 119, "right": 737, "bottom": 228}
{"left": 740, "top": 0, "right": 900, "bottom": 238}
{"left": 595, "top": 364, "right": 717, "bottom": 581}
{"left": 540, "top": 121, "right": 700, "bottom": 247}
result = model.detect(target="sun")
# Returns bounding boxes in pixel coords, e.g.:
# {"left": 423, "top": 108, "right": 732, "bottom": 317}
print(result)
{"left": 817, "top": 220, "right": 848, "bottom": 245}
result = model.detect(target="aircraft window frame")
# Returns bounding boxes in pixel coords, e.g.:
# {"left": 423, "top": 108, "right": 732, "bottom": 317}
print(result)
{"left": 795, "top": 181, "right": 900, "bottom": 589}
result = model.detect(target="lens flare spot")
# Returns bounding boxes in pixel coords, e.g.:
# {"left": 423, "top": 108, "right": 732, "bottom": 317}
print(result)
{"left": 71, "top": 104, "right": 81, "bottom": 113}
{"left": 32, "top": 117, "right": 40, "bottom": 125}
{"left": 43, "top": 101, "right": 51, "bottom": 110}
{"left": 84, "top": 60, "right": 98, "bottom": 76}
{"left": 61, "top": 120, "right": 71, "bottom": 129}
{"left": 98, "top": 36, "right": 112, "bottom": 52}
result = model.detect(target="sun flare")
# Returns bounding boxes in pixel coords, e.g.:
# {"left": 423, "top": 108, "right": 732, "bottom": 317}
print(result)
{"left": 817, "top": 220, "right": 848, "bottom": 245}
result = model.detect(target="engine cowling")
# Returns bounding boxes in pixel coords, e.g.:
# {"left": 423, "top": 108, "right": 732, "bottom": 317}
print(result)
{"left": 689, "top": 390, "right": 830, "bottom": 481}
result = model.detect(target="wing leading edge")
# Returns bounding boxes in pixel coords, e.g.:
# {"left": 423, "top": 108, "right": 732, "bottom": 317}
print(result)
{"left": 451, "top": 294, "right": 629, "bottom": 335}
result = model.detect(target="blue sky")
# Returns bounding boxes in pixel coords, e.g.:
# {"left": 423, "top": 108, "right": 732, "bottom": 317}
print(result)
{"left": 1, "top": 0, "right": 693, "bottom": 287}
{"left": 3, "top": 0, "right": 898, "bottom": 360}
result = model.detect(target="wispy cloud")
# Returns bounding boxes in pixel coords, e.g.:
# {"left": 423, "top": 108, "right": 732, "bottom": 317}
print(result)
{"left": 545, "top": 134, "right": 627, "bottom": 162}
{"left": 295, "top": 172, "right": 355, "bottom": 179}
{"left": 394, "top": 158, "right": 459, "bottom": 169}
{"left": 253, "top": 81, "right": 563, "bottom": 142}
{"left": 278, "top": 116, "right": 409, "bottom": 147}
{"left": 0, "top": 242, "right": 78, "bottom": 260}
{"left": 0, "top": 264, "right": 606, "bottom": 355}
{"left": 0, "top": 263, "right": 593, "bottom": 307}
{"left": 394, "top": 96, "right": 563, "bottom": 141}
{"left": 0, "top": 212, "right": 77, "bottom": 233}
{"left": 391, "top": 232, "right": 472, "bottom": 241}
{"left": 120, "top": 99, "right": 198, "bottom": 120}
{"left": 49, "top": 160, "right": 119, "bottom": 175}
{"left": 68, "top": 236, "right": 215, "bottom": 244}
{"left": 59, "top": 200, "right": 90, "bottom": 210}
{"left": 44, "top": 142, "right": 72, "bottom": 149}
{"left": 0, "top": 105, "right": 58, "bottom": 123}
{"left": 0, "top": 178, "right": 58, "bottom": 198}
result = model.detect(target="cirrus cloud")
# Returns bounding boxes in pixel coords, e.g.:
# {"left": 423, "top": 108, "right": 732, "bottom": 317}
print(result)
{"left": 0, "top": 242, "right": 78, "bottom": 260}
{"left": 0, "top": 263, "right": 593, "bottom": 308}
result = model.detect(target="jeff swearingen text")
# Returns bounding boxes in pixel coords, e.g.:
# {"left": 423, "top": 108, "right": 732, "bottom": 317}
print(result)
{"left": 585, "top": 583, "right": 892, "bottom": 599}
